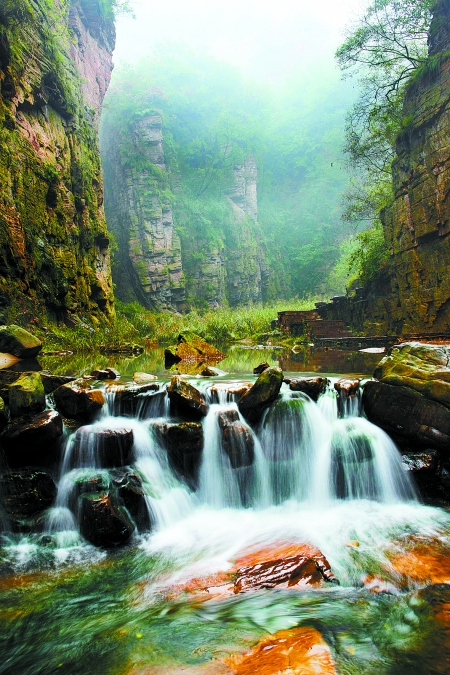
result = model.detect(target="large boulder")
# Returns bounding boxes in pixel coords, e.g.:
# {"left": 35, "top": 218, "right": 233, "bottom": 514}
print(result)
{"left": 53, "top": 381, "right": 105, "bottom": 421}
{"left": 165, "top": 332, "right": 225, "bottom": 364}
{"left": 374, "top": 342, "right": 450, "bottom": 408}
{"left": 217, "top": 409, "right": 254, "bottom": 469}
{"left": 363, "top": 380, "right": 450, "bottom": 451}
{"left": 168, "top": 376, "right": 208, "bottom": 419}
{"left": 288, "top": 377, "right": 328, "bottom": 401}
{"left": 8, "top": 372, "right": 45, "bottom": 418}
{"left": 0, "top": 325, "right": 42, "bottom": 358}
{"left": 238, "top": 367, "right": 284, "bottom": 425}
{"left": 0, "top": 469, "right": 56, "bottom": 530}
{"left": 0, "top": 410, "right": 63, "bottom": 466}
{"left": 78, "top": 492, "right": 135, "bottom": 547}
{"left": 153, "top": 421, "right": 203, "bottom": 486}
{"left": 72, "top": 426, "right": 134, "bottom": 468}
{"left": 40, "top": 373, "right": 76, "bottom": 395}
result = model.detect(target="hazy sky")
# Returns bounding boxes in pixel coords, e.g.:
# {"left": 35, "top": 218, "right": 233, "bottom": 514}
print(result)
{"left": 114, "top": 0, "right": 368, "bottom": 82}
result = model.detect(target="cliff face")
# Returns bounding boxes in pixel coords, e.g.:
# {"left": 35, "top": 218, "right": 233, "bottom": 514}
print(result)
{"left": 319, "top": 0, "right": 450, "bottom": 335}
{"left": 103, "top": 114, "right": 188, "bottom": 312}
{"left": 103, "top": 116, "right": 269, "bottom": 310}
{"left": 0, "top": 0, "right": 115, "bottom": 324}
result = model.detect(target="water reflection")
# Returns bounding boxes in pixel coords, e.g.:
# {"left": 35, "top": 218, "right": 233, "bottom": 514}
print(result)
{"left": 37, "top": 345, "right": 380, "bottom": 379}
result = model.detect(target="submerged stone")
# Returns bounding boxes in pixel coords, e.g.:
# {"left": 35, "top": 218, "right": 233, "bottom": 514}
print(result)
{"left": 222, "top": 421, "right": 255, "bottom": 469}
{"left": 0, "top": 410, "right": 63, "bottom": 466}
{"left": 79, "top": 492, "right": 135, "bottom": 548}
{"left": 168, "top": 376, "right": 208, "bottom": 419}
{"left": 0, "top": 325, "right": 42, "bottom": 359}
{"left": 8, "top": 372, "right": 45, "bottom": 419}
{"left": 53, "top": 381, "right": 105, "bottom": 421}
{"left": 238, "top": 366, "right": 283, "bottom": 425}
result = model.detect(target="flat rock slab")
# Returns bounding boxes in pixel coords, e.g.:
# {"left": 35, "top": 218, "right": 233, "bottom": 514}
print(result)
{"left": 225, "top": 627, "right": 337, "bottom": 675}
{"left": 0, "top": 325, "right": 42, "bottom": 359}
{"left": 374, "top": 342, "right": 450, "bottom": 407}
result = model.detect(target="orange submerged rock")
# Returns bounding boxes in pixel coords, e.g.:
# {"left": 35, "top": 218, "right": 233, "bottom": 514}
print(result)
{"left": 390, "top": 540, "right": 450, "bottom": 586}
{"left": 225, "top": 627, "right": 337, "bottom": 675}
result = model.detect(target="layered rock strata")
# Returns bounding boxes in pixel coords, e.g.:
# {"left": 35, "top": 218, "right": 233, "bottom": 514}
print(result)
{"left": 0, "top": 0, "right": 115, "bottom": 323}
{"left": 318, "top": 0, "right": 450, "bottom": 335}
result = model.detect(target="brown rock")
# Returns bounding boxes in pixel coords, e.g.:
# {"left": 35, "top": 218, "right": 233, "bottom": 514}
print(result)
{"left": 40, "top": 373, "right": 76, "bottom": 394}
{"left": 234, "top": 551, "right": 338, "bottom": 593}
{"left": 253, "top": 362, "right": 270, "bottom": 374}
{"left": 109, "top": 382, "right": 161, "bottom": 416}
{"left": 72, "top": 427, "right": 134, "bottom": 468}
{"left": 238, "top": 367, "right": 283, "bottom": 425}
{"left": 153, "top": 421, "right": 203, "bottom": 485}
{"left": 168, "top": 376, "right": 208, "bottom": 419}
{"left": 90, "top": 369, "right": 111, "bottom": 380}
{"left": 222, "top": 422, "right": 255, "bottom": 469}
{"left": 225, "top": 627, "right": 337, "bottom": 675}
{"left": 289, "top": 376, "right": 329, "bottom": 401}
{"left": 53, "top": 382, "right": 105, "bottom": 421}
{"left": 0, "top": 410, "right": 63, "bottom": 466}
{"left": 0, "top": 469, "right": 56, "bottom": 529}
{"left": 165, "top": 332, "right": 226, "bottom": 363}
{"left": 334, "top": 378, "right": 360, "bottom": 398}
{"left": 113, "top": 469, "right": 151, "bottom": 530}
{"left": 133, "top": 372, "right": 158, "bottom": 384}
{"left": 363, "top": 380, "right": 450, "bottom": 451}
{"left": 209, "top": 382, "right": 251, "bottom": 403}
{"left": 79, "top": 492, "right": 135, "bottom": 548}
{"left": 105, "top": 368, "right": 120, "bottom": 380}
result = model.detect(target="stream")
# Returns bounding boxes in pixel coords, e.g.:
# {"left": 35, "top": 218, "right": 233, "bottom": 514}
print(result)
{"left": 1, "top": 346, "right": 449, "bottom": 674}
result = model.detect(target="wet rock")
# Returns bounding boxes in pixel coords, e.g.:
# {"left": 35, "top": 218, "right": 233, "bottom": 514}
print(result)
{"left": 402, "top": 449, "right": 440, "bottom": 474}
{"left": 153, "top": 421, "right": 203, "bottom": 486}
{"left": 374, "top": 342, "right": 450, "bottom": 407}
{"left": 109, "top": 382, "right": 161, "bottom": 416}
{"left": 168, "top": 376, "right": 208, "bottom": 419}
{"left": 209, "top": 382, "right": 251, "bottom": 404}
{"left": 225, "top": 627, "right": 337, "bottom": 675}
{"left": 40, "top": 373, "right": 76, "bottom": 395}
{"left": 90, "top": 369, "right": 111, "bottom": 380}
{"left": 8, "top": 372, "right": 45, "bottom": 419}
{"left": 253, "top": 362, "right": 270, "bottom": 374}
{"left": 218, "top": 409, "right": 240, "bottom": 427}
{"left": 363, "top": 380, "right": 450, "bottom": 451}
{"left": 0, "top": 469, "right": 56, "bottom": 529}
{"left": 79, "top": 492, "right": 135, "bottom": 548}
{"left": 0, "top": 397, "right": 7, "bottom": 432}
{"left": 222, "top": 421, "right": 255, "bottom": 469}
{"left": 0, "top": 410, "right": 63, "bottom": 466}
{"left": 53, "top": 381, "right": 105, "bottom": 421}
{"left": 0, "top": 324, "right": 42, "bottom": 358}
{"left": 106, "top": 368, "right": 120, "bottom": 380}
{"left": 72, "top": 426, "right": 134, "bottom": 468}
{"left": 0, "top": 369, "right": 22, "bottom": 401}
{"left": 200, "top": 366, "right": 217, "bottom": 377}
{"left": 334, "top": 378, "right": 360, "bottom": 398}
{"left": 70, "top": 472, "right": 110, "bottom": 512}
{"left": 234, "top": 551, "right": 338, "bottom": 593}
{"left": 133, "top": 372, "right": 158, "bottom": 384}
{"left": 238, "top": 367, "right": 283, "bottom": 425}
{"left": 113, "top": 469, "right": 150, "bottom": 530}
{"left": 165, "top": 332, "right": 226, "bottom": 364}
{"left": 289, "top": 376, "right": 329, "bottom": 401}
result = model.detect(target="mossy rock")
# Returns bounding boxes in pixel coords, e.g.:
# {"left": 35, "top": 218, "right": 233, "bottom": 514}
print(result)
{"left": 165, "top": 332, "right": 226, "bottom": 364}
{"left": 8, "top": 372, "right": 45, "bottom": 419}
{"left": 0, "top": 325, "right": 42, "bottom": 358}
{"left": 238, "top": 367, "right": 284, "bottom": 425}
{"left": 374, "top": 342, "right": 450, "bottom": 408}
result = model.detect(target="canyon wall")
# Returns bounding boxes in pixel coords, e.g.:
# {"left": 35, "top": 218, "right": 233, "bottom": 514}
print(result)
{"left": 318, "top": 0, "right": 450, "bottom": 335}
{"left": 0, "top": 0, "right": 115, "bottom": 325}
{"left": 102, "top": 115, "right": 269, "bottom": 310}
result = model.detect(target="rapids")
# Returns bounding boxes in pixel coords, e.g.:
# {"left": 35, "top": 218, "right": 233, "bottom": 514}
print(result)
{"left": 1, "top": 371, "right": 449, "bottom": 674}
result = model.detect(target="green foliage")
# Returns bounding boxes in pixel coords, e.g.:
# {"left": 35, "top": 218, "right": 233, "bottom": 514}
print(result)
{"left": 334, "top": 0, "right": 434, "bottom": 285}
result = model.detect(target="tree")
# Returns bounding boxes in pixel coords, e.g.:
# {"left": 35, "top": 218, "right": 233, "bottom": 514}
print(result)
{"left": 335, "top": 0, "right": 433, "bottom": 282}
